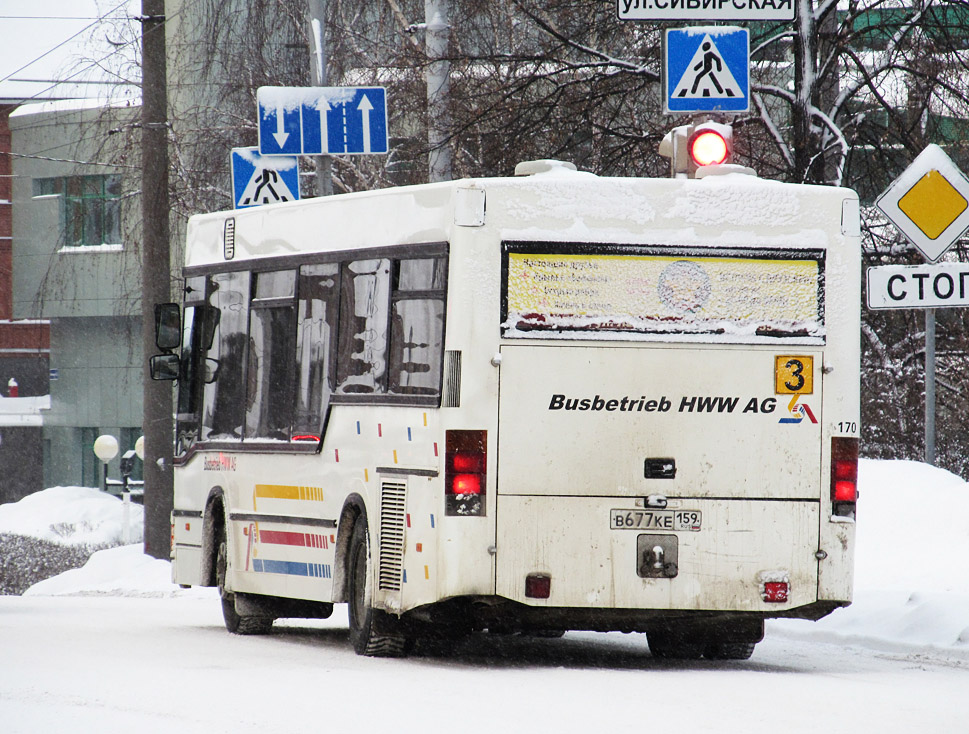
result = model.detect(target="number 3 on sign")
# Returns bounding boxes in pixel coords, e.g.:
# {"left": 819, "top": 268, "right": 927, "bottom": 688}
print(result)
{"left": 775, "top": 355, "right": 814, "bottom": 394}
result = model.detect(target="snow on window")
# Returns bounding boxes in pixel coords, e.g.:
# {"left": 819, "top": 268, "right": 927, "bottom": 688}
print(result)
{"left": 502, "top": 245, "right": 824, "bottom": 344}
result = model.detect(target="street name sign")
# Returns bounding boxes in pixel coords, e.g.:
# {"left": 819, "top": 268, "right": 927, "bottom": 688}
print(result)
{"left": 664, "top": 27, "right": 749, "bottom": 114}
{"left": 619, "top": 0, "right": 794, "bottom": 22}
{"left": 875, "top": 144, "right": 969, "bottom": 263}
{"left": 257, "top": 86, "right": 388, "bottom": 157}
{"left": 231, "top": 147, "right": 299, "bottom": 209}
{"left": 868, "top": 263, "right": 969, "bottom": 310}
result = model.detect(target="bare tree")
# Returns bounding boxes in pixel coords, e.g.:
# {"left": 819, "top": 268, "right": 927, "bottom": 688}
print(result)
{"left": 76, "top": 0, "right": 969, "bottom": 475}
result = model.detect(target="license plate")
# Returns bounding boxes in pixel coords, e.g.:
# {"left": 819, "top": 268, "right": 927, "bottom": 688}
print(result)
{"left": 610, "top": 509, "right": 701, "bottom": 531}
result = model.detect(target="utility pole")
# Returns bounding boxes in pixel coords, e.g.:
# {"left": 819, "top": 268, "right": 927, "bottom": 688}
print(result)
{"left": 140, "top": 0, "right": 173, "bottom": 559}
{"left": 425, "top": 0, "right": 452, "bottom": 182}
{"left": 306, "top": 0, "right": 333, "bottom": 196}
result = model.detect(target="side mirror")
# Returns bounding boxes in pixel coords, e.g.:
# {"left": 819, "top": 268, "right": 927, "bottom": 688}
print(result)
{"left": 155, "top": 303, "right": 181, "bottom": 351}
{"left": 150, "top": 353, "right": 180, "bottom": 381}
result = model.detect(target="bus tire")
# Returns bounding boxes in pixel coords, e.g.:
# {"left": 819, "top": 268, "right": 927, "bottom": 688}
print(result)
{"left": 347, "top": 518, "right": 408, "bottom": 657}
{"left": 704, "top": 642, "right": 756, "bottom": 660}
{"left": 215, "top": 521, "right": 273, "bottom": 636}
{"left": 646, "top": 633, "right": 704, "bottom": 660}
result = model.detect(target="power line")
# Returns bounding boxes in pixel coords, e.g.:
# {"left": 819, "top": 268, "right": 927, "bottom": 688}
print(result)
{"left": 0, "top": 0, "right": 133, "bottom": 86}
{"left": 0, "top": 16, "right": 101, "bottom": 20}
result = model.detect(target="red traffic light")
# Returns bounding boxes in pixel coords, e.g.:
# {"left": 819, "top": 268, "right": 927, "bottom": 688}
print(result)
{"left": 688, "top": 128, "right": 730, "bottom": 167}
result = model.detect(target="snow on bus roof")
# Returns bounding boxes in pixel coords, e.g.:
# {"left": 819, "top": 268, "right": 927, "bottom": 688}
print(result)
{"left": 183, "top": 167, "right": 851, "bottom": 269}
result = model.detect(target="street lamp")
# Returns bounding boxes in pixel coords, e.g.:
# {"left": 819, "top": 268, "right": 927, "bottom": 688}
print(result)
{"left": 93, "top": 434, "right": 119, "bottom": 493}
{"left": 93, "top": 434, "right": 144, "bottom": 545}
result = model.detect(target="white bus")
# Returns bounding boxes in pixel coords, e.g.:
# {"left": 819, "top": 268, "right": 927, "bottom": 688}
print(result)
{"left": 154, "top": 159, "right": 860, "bottom": 659}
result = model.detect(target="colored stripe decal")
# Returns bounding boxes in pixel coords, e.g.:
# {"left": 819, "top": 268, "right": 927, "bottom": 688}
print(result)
{"left": 258, "top": 530, "right": 329, "bottom": 549}
{"left": 254, "top": 485, "right": 324, "bottom": 502}
{"left": 252, "top": 559, "right": 332, "bottom": 578}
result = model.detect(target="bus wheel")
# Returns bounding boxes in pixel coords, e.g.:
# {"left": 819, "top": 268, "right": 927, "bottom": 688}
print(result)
{"left": 215, "top": 523, "right": 272, "bottom": 636}
{"left": 646, "top": 633, "right": 704, "bottom": 660}
{"left": 704, "top": 642, "right": 756, "bottom": 660}
{"left": 347, "top": 518, "right": 408, "bottom": 657}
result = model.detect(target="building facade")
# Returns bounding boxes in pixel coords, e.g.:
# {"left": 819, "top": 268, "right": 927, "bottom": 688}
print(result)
{"left": 9, "top": 101, "right": 143, "bottom": 490}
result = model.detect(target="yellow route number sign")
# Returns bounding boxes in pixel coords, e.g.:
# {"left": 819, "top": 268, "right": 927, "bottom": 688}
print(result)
{"left": 775, "top": 356, "right": 814, "bottom": 395}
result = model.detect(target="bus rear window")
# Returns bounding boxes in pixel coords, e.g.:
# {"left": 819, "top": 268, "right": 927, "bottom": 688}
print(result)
{"left": 501, "top": 244, "right": 825, "bottom": 343}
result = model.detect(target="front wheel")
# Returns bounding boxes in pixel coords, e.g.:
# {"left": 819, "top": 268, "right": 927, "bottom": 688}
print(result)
{"left": 215, "top": 521, "right": 272, "bottom": 636}
{"left": 346, "top": 517, "right": 409, "bottom": 657}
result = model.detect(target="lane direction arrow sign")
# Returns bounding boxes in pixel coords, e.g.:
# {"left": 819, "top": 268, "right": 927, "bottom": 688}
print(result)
{"left": 664, "top": 27, "right": 749, "bottom": 114}
{"left": 257, "top": 86, "right": 388, "bottom": 157}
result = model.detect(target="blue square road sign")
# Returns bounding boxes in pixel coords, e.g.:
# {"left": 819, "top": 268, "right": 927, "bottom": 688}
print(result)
{"left": 258, "top": 86, "right": 389, "bottom": 157}
{"left": 664, "top": 27, "right": 750, "bottom": 114}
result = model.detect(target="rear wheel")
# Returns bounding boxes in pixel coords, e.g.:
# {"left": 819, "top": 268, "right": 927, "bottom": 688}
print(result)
{"left": 346, "top": 517, "right": 409, "bottom": 657}
{"left": 704, "top": 642, "right": 756, "bottom": 660}
{"left": 646, "top": 633, "right": 704, "bottom": 660}
{"left": 215, "top": 520, "right": 273, "bottom": 635}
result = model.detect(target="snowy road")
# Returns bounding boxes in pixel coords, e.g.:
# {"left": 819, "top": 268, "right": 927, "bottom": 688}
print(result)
{"left": 1, "top": 593, "right": 965, "bottom": 733}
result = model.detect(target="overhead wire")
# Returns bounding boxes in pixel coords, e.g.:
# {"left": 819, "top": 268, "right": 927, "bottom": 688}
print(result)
{"left": 1, "top": 2, "right": 186, "bottom": 172}
{"left": 0, "top": 0, "right": 133, "bottom": 86}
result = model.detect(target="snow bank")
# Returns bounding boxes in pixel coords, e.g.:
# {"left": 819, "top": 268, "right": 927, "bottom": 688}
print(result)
{"left": 21, "top": 544, "right": 196, "bottom": 598}
{"left": 770, "top": 459, "right": 969, "bottom": 654}
{"left": 0, "top": 486, "right": 143, "bottom": 546}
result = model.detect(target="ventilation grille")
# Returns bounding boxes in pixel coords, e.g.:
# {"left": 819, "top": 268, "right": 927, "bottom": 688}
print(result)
{"left": 442, "top": 350, "right": 462, "bottom": 408}
{"left": 377, "top": 480, "right": 407, "bottom": 592}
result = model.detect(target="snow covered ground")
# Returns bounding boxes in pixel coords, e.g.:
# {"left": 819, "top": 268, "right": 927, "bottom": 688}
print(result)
{"left": 5, "top": 458, "right": 969, "bottom": 655}
{"left": 1, "top": 459, "right": 967, "bottom": 733}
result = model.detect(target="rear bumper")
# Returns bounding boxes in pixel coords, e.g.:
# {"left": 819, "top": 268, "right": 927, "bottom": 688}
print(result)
{"left": 400, "top": 596, "right": 848, "bottom": 636}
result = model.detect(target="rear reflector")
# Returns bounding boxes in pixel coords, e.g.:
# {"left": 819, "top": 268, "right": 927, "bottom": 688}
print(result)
{"left": 763, "top": 581, "right": 789, "bottom": 603}
{"left": 831, "top": 436, "right": 859, "bottom": 517}
{"left": 525, "top": 573, "right": 551, "bottom": 599}
{"left": 445, "top": 429, "right": 486, "bottom": 516}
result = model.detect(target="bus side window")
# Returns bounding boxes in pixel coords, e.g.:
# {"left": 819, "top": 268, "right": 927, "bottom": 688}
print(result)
{"left": 336, "top": 259, "right": 390, "bottom": 395}
{"left": 245, "top": 270, "right": 297, "bottom": 441}
{"left": 201, "top": 271, "right": 250, "bottom": 441}
{"left": 389, "top": 257, "right": 446, "bottom": 397}
{"left": 295, "top": 263, "right": 340, "bottom": 439}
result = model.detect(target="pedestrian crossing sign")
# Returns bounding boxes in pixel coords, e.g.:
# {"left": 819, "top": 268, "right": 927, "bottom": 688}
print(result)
{"left": 231, "top": 147, "right": 300, "bottom": 209}
{"left": 664, "top": 27, "right": 749, "bottom": 114}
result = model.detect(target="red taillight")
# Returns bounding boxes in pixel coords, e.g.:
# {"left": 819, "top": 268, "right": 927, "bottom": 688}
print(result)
{"left": 452, "top": 474, "right": 482, "bottom": 495}
{"left": 831, "top": 437, "right": 859, "bottom": 515}
{"left": 451, "top": 452, "right": 484, "bottom": 474}
{"left": 445, "top": 430, "right": 486, "bottom": 516}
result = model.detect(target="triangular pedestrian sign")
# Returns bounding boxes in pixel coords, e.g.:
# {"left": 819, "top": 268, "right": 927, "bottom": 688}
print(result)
{"left": 671, "top": 34, "right": 744, "bottom": 100}
{"left": 238, "top": 165, "right": 298, "bottom": 207}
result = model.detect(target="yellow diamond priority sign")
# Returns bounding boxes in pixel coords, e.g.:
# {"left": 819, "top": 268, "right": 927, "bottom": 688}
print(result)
{"left": 876, "top": 145, "right": 969, "bottom": 262}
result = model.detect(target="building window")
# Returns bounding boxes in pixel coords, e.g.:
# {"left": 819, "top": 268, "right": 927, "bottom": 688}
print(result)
{"left": 33, "top": 174, "right": 122, "bottom": 247}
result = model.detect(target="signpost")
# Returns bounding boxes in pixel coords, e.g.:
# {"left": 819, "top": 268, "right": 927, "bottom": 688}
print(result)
{"left": 663, "top": 27, "right": 750, "bottom": 114}
{"left": 231, "top": 147, "right": 300, "bottom": 209}
{"left": 875, "top": 144, "right": 969, "bottom": 263}
{"left": 872, "top": 145, "right": 969, "bottom": 465}
{"left": 257, "top": 86, "right": 388, "bottom": 157}
{"left": 618, "top": 0, "right": 794, "bottom": 22}
{"left": 867, "top": 263, "right": 969, "bottom": 310}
